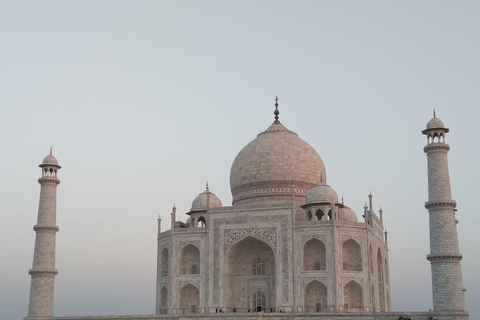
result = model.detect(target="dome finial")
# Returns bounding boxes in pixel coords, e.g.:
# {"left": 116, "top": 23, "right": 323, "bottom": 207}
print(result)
{"left": 206, "top": 180, "right": 209, "bottom": 191}
{"left": 50, "top": 147, "right": 53, "bottom": 155}
{"left": 274, "top": 96, "right": 280, "bottom": 122}
{"left": 433, "top": 108, "right": 436, "bottom": 118}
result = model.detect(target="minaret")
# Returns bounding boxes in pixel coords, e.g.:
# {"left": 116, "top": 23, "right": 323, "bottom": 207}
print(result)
{"left": 26, "top": 149, "right": 61, "bottom": 319}
{"left": 422, "top": 112, "right": 466, "bottom": 312}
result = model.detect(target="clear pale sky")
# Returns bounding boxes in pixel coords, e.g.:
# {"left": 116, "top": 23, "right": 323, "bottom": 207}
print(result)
{"left": 1, "top": 1, "right": 479, "bottom": 320}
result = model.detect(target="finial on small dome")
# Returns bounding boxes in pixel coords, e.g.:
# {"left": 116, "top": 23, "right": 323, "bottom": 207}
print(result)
{"left": 341, "top": 196, "right": 344, "bottom": 204}
{"left": 172, "top": 204, "right": 176, "bottom": 214}
{"left": 206, "top": 181, "right": 209, "bottom": 191}
{"left": 50, "top": 147, "right": 52, "bottom": 155}
{"left": 433, "top": 109, "right": 436, "bottom": 118}
{"left": 274, "top": 96, "right": 280, "bottom": 122}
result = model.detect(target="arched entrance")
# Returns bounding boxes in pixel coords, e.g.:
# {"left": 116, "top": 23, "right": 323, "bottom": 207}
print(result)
{"left": 304, "top": 280, "right": 327, "bottom": 312}
{"left": 159, "top": 286, "right": 168, "bottom": 314}
{"left": 179, "top": 244, "right": 200, "bottom": 275}
{"left": 224, "top": 236, "right": 276, "bottom": 312}
{"left": 344, "top": 280, "right": 363, "bottom": 312}
{"left": 179, "top": 284, "right": 199, "bottom": 314}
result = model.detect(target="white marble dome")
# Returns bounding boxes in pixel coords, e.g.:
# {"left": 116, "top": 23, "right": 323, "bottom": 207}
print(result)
{"left": 305, "top": 183, "right": 339, "bottom": 205}
{"left": 230, "top": 121, "right": 326, "bottom": 204}
{"left": 190, "top": 188, "right": 223, "bottom": 212}
{"left": 338, "top": 207, "right": 358, "bottom": 222}
{"left": 426, "top": 116, "right": 445, "bottom": 130}
{"left": 41, "top": 154, "right": 59, "bottom": 166}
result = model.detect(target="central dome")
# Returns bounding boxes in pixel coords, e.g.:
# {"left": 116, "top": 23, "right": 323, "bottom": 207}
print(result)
{"left": 230, "top": 120, "right": 326, "bottom": 205}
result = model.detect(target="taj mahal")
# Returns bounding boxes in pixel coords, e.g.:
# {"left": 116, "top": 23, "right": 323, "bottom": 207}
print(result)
{"left": 25, "top": 101, "right": 469, "bottom": 320}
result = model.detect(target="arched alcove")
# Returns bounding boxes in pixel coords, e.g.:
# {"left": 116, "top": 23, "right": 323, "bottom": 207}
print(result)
{"left": 370, "top": 284, "right": 375, "bottom": 311}
{"left": 306, "top": 210, "right": 312, "bottom": 221}
{"left": 304, "top": 280, "right": 327, "bottom": 312}
{"left": 179, "top": 244, "right": 200, "bottom": 275}
{"left": 159, "top": 286, "right": 168, "bottom": 314}
{"left": 315, "top": 209, "right": 324, "bottom": 221}
{"left": 377, "top": 249, "right": 385, "bottom": 311}
{"left": 224, "top": 236, "right": 275, "bottom": 312}
{"left": 369, "top": 245, "right": 374, "bottom": 274}
{"left": 342, "top": 239, "right": 362, "bottom": 271}
{"left": 344, "top": 280, "right": 363, "bottom": 311}
{"left": 179, "top": 284, "right": 199, "bottom": 314}
{"left": 303, "top": 238, "right": 326, "bottom": 271}
{"left": 197, "top": 216, "right": 206, "bottom": 228}
{"left": 161, "top": 248, "right": 169, "bottom": 277}
{"left": 385, "top": 258, "right": 389, "bottom": 284}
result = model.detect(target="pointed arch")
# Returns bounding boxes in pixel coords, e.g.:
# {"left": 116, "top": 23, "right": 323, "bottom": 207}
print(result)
{"left": 161, "top": 247, "right": 169, "bottom": 277}
{"left": 179, "top": 244, "right": 200, "bottom": 275}
{"left": 385, "top": 257, "right": 389, "bottom": 284}
{"left": 344, "top": 280, "right": 363, "bottom": 311}
{"left": 197, "top": 216, "right": 206, "bottom": 228}
{"left": 370, "top": 284, "right": 375, "bottom": 311}
{"left": 306, "top": 210, "right": 312, "bottom": 221}
{"left": 315, "top": 209, "right": 324, "bottom": 220}
{"left": 304, "top": 280, "right": 327, "bottom": 312}
{"left": 369, "top": 244, "right": 374, "bottom": 274}
{"left": 377, "top": 248, "right": 385, "bottom": 311}
{"left": 224, "top": 236, "right": 276, "bottom": 312}
{"left": 303, "top": 238, "right": 326, "bottom": 271}
{"left": 178, "top": 284, "right": 199, "bottom": 314}
{"left": 328, "top": 209, "right": 334, "bottom": 220}
{"left": 159, "top": 286, "right": 168, "bottom": 314}
{"left": 342, "top": 239, "right": 362, "bottom": 271}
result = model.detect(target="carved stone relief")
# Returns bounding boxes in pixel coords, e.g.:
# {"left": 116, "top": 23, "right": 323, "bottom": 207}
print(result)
{"left": 213, "top": 214, "right": 290, "bottom": 304}
{"left": 302, "top": 276, "right": 328, "bottom": 287}
{"left": 178, "top": 280, "right": 201, "bottom": 290}
{"left": 224, "top": 227, "right": 276, "bottom": 252}
{"left": 301, "top": 234, "right": 327, "bottom": 245}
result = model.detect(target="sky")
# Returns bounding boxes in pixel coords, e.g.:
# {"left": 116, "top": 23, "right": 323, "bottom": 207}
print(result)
{"left": 1, "top": 1, "right": 479, "bottom": 320}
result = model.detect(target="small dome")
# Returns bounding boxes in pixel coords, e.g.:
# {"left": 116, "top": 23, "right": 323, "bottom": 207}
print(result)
{"left": 338, "top": 207, "right": 358, "bottom": 222}
{"left": 305, "top": 184, "right": 339, "bottom": 205}
{"left": 426, "top": 116, "right": 445, "bottom": 130}
{"left": 41, "top": 151, "right": 60, "bottom": 167}
{"left": 190, "top": 187, "right": 223, "bottom": 212}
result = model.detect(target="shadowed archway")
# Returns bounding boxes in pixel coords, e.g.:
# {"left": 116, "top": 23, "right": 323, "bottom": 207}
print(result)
{"left": 223, "top": 236, "right": 276, "bottom": 312}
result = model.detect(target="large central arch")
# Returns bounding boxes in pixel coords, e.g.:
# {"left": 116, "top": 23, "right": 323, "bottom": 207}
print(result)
{"left": 224, "top": 236, "right": 276, "bottom": 312}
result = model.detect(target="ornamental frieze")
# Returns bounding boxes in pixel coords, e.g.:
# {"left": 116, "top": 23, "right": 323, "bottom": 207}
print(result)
{"left": 178, "top": 280, "right": 200, "bottom": 290}
{"left": 302, "top": 276, "right": 327, "bottom": 287}
{"left": 178, "top": 240, "right": 201, "bottom": 250}
{"left": 224, "top": 227, "right": 276, "bottom": 252}
{"left": 301, "top": 234, "right": 327, "bottom": 245}
{"left": 213, "top": 214, "right": 291, "bottom": 304}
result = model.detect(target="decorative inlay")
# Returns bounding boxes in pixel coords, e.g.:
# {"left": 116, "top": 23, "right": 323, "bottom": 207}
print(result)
{"left": 224, "top": 227, "right": 276, "bottom": 252}
{"left": 213, "top": 214, "right": 290, "bottom": 304}
{"left": 344, "top": 277, "right": 364, "bottom": 287}
{"left": 302, "top": 277, "right": 327, "bottom": 287}
{"left": 232, "top": 181, "right": 313, "bottom": 203}
{"left": 301, "top": 234, "right": 326, "bottom": 245}
{"left": 179, "top": 240, "right": 201, "bottom": 250}
{"left": 209, "top": 202, "right": 293, "bottom": 212}
{"left": 178, "top": 280, "right": 200, "bottom": 290}
{"left": 340, "top": 234, "right": 363, "bottom": 245}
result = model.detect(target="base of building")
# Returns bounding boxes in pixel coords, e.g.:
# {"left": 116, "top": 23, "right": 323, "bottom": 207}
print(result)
{"left": 41, "top": 310, "right": 469, "bottom": 320}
